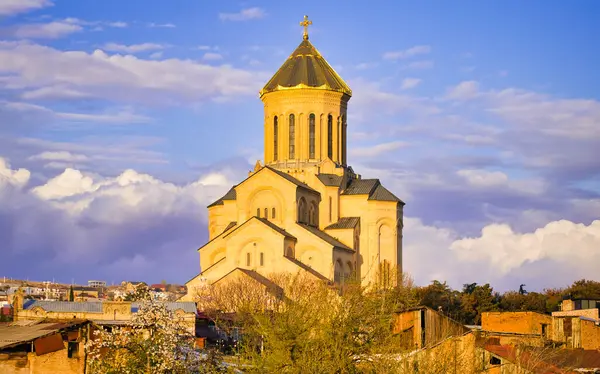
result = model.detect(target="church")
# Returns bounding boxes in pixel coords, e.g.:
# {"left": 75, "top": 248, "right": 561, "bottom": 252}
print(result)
{"left": 184, "top": 16, "right": 404, "bottom": 298}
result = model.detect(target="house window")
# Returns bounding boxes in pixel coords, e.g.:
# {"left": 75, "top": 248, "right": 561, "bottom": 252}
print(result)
{"left": 256, "top": 208, "right": 260, "bottom": 217}
{"left": 309, "top": 113, "right": 316, "bottom": 159}
{"left": 327, "top": 114, "right": 333, "bottom": 159}
{"left": 289, "top": 114, "right": 295, "bottom": 159}
{"left": 260, "top": 252, "right": 264, "bottom": 266}
{"left": 264, "top": 208, "right": 268, "bottom": 219}
{"left": 490, "top": 356, "right": 501, "bottom": 365}
{"left": 246, "top": 253, "right": 251, "bottom": 266}
{"left": 272, "top": 208, "right": 276, "bottom": 219}
{"left": 273, "top": 116, "right": 278, "bottom": 161}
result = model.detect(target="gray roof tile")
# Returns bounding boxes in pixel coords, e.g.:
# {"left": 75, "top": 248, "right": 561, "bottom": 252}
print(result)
{"left": 317, "top": 173, "right": 343, "bottom": 186}
{"left": 207, "top": 187, "right": 237, "bottom": 208}
{"left": 368, "top": 184, "right": 404, "bottom": 204}
{"left": 325, "top": 217, "right": 360, "bottom": 230}
{"left": 342, "top": 178, "right": 379, "bottom": 195}
{"left": 297, "top": 223, "right": 353, "bottom": 252}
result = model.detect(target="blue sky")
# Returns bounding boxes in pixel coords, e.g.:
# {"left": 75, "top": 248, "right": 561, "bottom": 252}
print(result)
{"left": 0, "top": 0, "right": 598, "bottom": 291}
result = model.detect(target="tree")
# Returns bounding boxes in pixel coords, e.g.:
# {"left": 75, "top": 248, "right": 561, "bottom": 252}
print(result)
{"left": 416, "top": 280, "right": 463, "bottom": 321}
{"left": 86, "top": 300, "right": 225, "bottom": 373}
{"left": 124, "top": 285, "right": 152, "bottom": 302}
{"left": 200, "top": 271, "right": 418, "bottom": 373}
{"left": 69, "top": 285, "right": 74, "bottom": 302}
{"left": 460, "top": 283, "right": 499, "bottom": 325}
{"left": 564, "top": 279, "right": 600, "bottom": 299}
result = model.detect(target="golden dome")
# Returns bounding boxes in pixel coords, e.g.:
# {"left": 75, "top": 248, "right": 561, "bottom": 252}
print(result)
{"left": 259, "top": 38, "right": 352, "bottom": 98}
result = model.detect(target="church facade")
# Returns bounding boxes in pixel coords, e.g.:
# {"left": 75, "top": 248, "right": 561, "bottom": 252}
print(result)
{"left": 185, "top": 17, "right": 404, "bottom": 298}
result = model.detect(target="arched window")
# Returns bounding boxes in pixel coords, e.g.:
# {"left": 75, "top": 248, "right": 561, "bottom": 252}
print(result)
{"left": 285, "top": 247, "right": 294, "bottom": 259}
{"left": 309, "top": 113, "right": 316, "bottom": 159}
{"left": 289, "top": 114, "right": 295, "bottom": 159}
{"left": 256, "top": 208, "right": 260, "bottom": 217}
{"left": 260, "top": 252, "right": 264, "bottom": 266}
{"left": 273, "top": 116, "right": 278, "bottom": 161}
{"left": 308, "top": 205, "right": 314, "bottom": 225}
{"left": 327, "top": 114, "right": 333, "bottom": 159}
{"left": 298, "top": 198, "right": 307, "bottom": 223}
{"left": 246, "top": 253, "right": 251, "bottom": 267}
{"left": 264, "top": 208, "right": 268, "bottom": 219}
{"left": 272, "top": 207, "right": 276, "bottom": 219}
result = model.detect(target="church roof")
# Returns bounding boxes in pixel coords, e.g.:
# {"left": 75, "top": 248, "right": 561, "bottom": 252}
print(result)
{"left": 342, "top": 178, "right": 405, "bottom": 205}
{"left": 207, "top": 186, "right": 237, "bottom": 208}
{"left": 297, "top": 223, "right": 354, "bottom": 252}
{"left": 325, "top": 217, "right": 360, "bottom": 230}
{"left": 265, "top": 166, "right": 317, "bottom": 192}
{"left": 317, "top": 173, "right": 344, "bottom": 187}
{"left": 260, "top": 39, "right": 352, "bottom": 98}
{"left": 368, "top": 184, "right": 403, "bottom": 203}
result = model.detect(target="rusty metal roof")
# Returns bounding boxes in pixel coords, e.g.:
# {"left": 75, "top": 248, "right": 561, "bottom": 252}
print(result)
{"left": 260, "top": 39, "right": 351, "bottom": 98}
{"left": 325, "top": 217, "right": 360, "bottom": 230}
{"left": 0, "top": 320, "right": 86, "bottom": 350}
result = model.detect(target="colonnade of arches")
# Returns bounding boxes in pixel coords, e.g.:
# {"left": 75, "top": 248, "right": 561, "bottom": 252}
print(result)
{"left": 272, "top": 113, "right": 346, "bottom": 163}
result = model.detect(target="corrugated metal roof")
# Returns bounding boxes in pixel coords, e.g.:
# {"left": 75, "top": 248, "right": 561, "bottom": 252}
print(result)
{"left": 207, "top": 186, "right": 237, "bottom": 208}
{"left": 0, "top": 320, "right": 86, "bottom": 349}
{"left": 24, "top": 300, "right": 103, "bottom": 313}
{"left": 317, "top": 173, "right": 343, "bottom": 187}
{"left": 325, "top": 217, "right": 360, "bottom": 230}
{"left": 342, "top": 179, "right": 379, "bottom": 196}
{"left": 260, "top": 39, "right": 351, "bottom": 97}
{"left": 131, "top": 302, "right": 197, "bottom": 314}
{"left": 297, "top": 223, "right": 353, "bottom": 252}
{"left": 368, "top": 184, "right": 404, "bottom": 204}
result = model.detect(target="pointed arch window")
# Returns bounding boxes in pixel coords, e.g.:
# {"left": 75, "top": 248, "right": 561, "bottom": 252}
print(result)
{"left": 273, "top": 116, "right": 278, "bottom": 161}
{"left": 289, "top": 114, "right": 295, "bottom": 159}
{"left": 309, "top": 113, "right": 316, "bottom": 159}
{"left": 327, "top": 114, "right": 333, "bottom": 159}
{"left": 264, "top": 208, "right": 268, "bottom": 219}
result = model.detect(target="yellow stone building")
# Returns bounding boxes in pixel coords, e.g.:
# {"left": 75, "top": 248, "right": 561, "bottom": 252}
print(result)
{"left": 185, "top": 17, "right": 404, "bottom": 298}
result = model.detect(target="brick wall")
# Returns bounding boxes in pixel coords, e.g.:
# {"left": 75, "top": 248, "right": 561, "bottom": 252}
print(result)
{"left": 579, "top": 319, "right": 600, "bottom": 350}
{"left": 481, "top": 312, "right": 552, "bottom": 336}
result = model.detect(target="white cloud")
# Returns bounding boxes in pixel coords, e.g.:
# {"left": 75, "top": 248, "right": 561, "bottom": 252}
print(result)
{"left": 383, "top": 45, "right": 431, "bottom": 60}
{"left": 149, "top": 51, "right": 163, "bottom": 59}
{"left": 219, "top": 7, "right": 266, "bottom": 21}
{"left": 0, "top": 0, "right": 52, "bottom": 16}
{"left": 350, "top": 141, "right": 408, "bottom": 157}
{"left": 0, "top": 41, "right": 267, "bottom": 104}
{"left": 148, "top": 22, "right": 176, "bottom": 28}
{"left": 202, "top": 52, "right": 223, "bottom": 61}
{"left": 355, "top": 62, "right": 379, "bottom": 70}
{"left": 400, "top": 78, "right": 421, "bottom": 90}
{"left": 2, "top": 101, "right": 151, "bottom": 124}
{"left": 107, "top": 21, "right": 128, "bottom": 28}
{"left": 457, "top": 169, "right": 546, "bottom": 195}
{"left": 102, "top": 43, "right": 165, "bottom": 53}
{"left": 29, "top": 151, "right": 89, "bottom": 162}
{"left": 446, "top": 80, "right": 480, "bottom": 100}
{"left": 0, "top": 157, "right": 30, "bottom": 188}
{"left": 10, "top": 21, "right": 82, "bottom": 39}
{"left": 452, "top": 219, "right": 600, "bottom": 277}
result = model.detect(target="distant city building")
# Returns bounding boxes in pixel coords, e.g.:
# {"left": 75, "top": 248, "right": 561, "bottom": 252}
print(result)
{"left": 88, "top": 280, "right": 107, "bottom": 288}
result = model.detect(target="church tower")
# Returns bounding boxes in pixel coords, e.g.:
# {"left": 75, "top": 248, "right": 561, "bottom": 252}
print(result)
{"left": 260, "top": 16, "right": 351, "bottom": 168}
{"left": 183, "top": 16, "right": 405, "bottom": 300}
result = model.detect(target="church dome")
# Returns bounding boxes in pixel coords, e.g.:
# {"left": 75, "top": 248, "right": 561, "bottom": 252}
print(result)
{"left": 259, "top": 38, "right": 352, "bottom": 98}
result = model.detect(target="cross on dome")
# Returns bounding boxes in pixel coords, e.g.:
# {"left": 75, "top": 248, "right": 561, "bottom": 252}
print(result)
{"left": 300, "top": 15, "right": 312, "bottom": 40}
